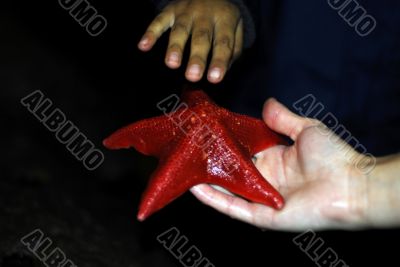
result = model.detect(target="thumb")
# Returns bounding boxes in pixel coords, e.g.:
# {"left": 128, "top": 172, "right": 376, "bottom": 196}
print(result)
{"left": 262, "top": 98, "right": 318, "bottom": 141}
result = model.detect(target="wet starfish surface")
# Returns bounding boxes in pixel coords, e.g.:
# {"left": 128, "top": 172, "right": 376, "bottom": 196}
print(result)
{"left": 103, "top": 90, "right": 285, "bottom": 221}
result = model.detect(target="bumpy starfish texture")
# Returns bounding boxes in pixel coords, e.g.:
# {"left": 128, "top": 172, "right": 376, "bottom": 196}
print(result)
{"left": 103, "top": 90, "right": 285, "bottom": 221}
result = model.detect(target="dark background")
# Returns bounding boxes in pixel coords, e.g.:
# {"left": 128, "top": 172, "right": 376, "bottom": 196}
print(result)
{"left": 1, "top": 0, "right": 399, "bottom": 266}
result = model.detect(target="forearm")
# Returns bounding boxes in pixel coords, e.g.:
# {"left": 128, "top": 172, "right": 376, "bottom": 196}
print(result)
{"left": 366, "top": 153, "right": 400, "bottom": 227}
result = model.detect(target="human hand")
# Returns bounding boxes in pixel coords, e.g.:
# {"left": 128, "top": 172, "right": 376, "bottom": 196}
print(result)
{"left": 138, "top": 0, "right": 243, "bottom": 83}
{"left": 190, "top": 98, "right": 372, "bottom": 231}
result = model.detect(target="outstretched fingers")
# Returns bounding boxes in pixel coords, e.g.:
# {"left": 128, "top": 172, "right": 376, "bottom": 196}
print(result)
{"left": 190, "top": 184, "right": 278, "bottom": 228}
{"left": 185, "top": 17, "right": 213, "bottom": 82}
{"left": 165, "top": 14, "right": 193, "bottom": 68}
{"left": 262, "top": 98, "right": 319, "bottom": 141}
{"left": 138, "top": 11, "right": 175, "bottom": 51}
{"left": 207, "top": 20, "right": 237, "bottom": 83}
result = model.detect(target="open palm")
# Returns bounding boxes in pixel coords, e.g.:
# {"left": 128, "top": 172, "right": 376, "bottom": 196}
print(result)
{"left": 191, "top": 98, "right": 369, "bottom": 231}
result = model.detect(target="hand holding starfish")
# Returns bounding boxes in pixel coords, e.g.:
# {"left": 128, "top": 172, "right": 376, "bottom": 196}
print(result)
{"left": 191, "top": 98, "right": 400, "bottom": 230}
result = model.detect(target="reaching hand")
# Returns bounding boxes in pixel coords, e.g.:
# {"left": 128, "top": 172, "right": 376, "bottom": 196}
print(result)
{"left": 138, "top": 0, "right": 243, "bottom": 83}
{"left": 190, "top": 98, "right": 372, "bottom": 231}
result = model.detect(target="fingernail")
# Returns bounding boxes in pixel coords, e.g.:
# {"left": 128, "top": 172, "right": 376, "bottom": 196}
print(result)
{"left": 139, "top": 37, "right": 148, "bottom": 46}
{"left": 168, "top": 52, "right": 179, "bottom": 64}
{"left": 188, "top": 65, "right": 201, "bottom": 78}
{"left": 209, "top": 68, "right": 221, "bottom": 80}
{"left": 190, "top": 185, "right": 201, "bottom": 193}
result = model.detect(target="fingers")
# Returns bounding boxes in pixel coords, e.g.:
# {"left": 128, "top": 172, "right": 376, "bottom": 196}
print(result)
{"left": 139, "top": 3, "right": 243, "bottom": 83}
{"left": 232, "top": 19, "right": 244, "bottom": 63}
{"left": 207, "top": 20, "right": 238, "bottom": 83}
{"left": 165, "top": 15, "right": 193, "bottom": 69}
{"left": 262, "top": 98, "right": 319, "bottom": 141}
{"left": 190, "top": 184, "right": 278, "bottom": 228}
{"left": 138, "top": 11, "right": 174, "bottom": 52}
{"left": 185, "top": 18, "right": 213, "bottom": 82}
{"left": 190, "top": 184, "right": 255, "bottom": 223}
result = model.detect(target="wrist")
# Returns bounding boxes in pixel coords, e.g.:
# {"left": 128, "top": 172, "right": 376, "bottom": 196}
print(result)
{"left": 365, "top": 154, "right": 400, "bottom": 227}
{"left": 342, "top": 155, "right": 370, "bottom": 228}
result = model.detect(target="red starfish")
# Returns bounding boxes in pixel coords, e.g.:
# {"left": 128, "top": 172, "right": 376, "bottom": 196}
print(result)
{"left": 103, "top": 89, "right": 285, "bottom": 221}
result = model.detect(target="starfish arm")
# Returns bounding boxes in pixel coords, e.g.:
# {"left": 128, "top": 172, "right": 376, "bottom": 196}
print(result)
{"left": 222, "top": 111, "right": 286, "bottom": 156}
{"left": 217, "top": 160, "right": 284, "bottom": 210}
{"left": 181, "top": 89, "right": 215, "bottom": 107}
{"left": 137, "top": 133, "right": 205, "bottom": 221}
{"left": 103, "top": 115, "right": 178, "bottom": 157}
{"left": 203, "top": 125, "right": 284, "bottom": 209}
